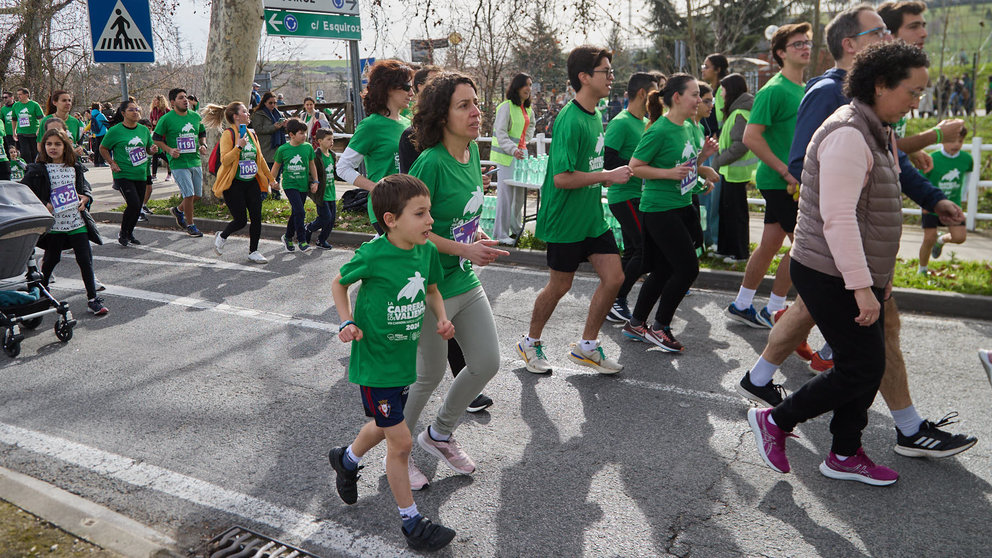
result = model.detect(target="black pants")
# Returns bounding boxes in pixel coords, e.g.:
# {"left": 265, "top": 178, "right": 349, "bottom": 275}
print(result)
{"left": 632, "top": 205, "right": 701, "bottom": 328}
{"left": 42, "top": 232, "right": 97, "bottom": 299}
{"left": 116, "top": 178, "right": 147, "bottom": 240}
{"left": 0, "top": 160, "right": 9, "bottom": 180}
{"left": 91, "top": 135, "right": 105, "bottom": 166}
{"left": 151, "top": 152, "right": 170, "bottom": 176}
{"left": 771, "top": 260, "right": 885, "bottom": 456}
{"left": 718, "top": 179, "right": 750, "bottom": 259}
{"left": 609, "top": 198, "right": 645, "bottom": 302}
{"left": 222, "top": 179, "right": 263, "bottom": 252}
{"left": 448, "top": 339, "right": 465, "bottom": 378}
{"left": 17, "top": 135, "right": 38, "bottom": 164}
{"left": 3, "top": 136, "right": 13, "bottom": 157}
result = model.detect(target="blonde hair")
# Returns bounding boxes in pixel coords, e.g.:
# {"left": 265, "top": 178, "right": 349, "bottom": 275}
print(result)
{"left": 202, "top": 102, "right": 245, "bottom": 129}
{"left": 149, "top": 94, "right": 169, "bottom": 114}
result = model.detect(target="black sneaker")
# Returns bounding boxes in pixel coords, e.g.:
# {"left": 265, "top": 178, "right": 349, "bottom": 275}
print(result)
{"left": 403, "top": 516, "right": 456, "bottom": 552}
{"left": 305, "top": 224, "right": 314, "bottom": 245}
{"left": 141, "top": 205, "right": 152, "bottom": 214}
{"left": 281, "top": 234, "right": 295, "bottom": 252}
{"left": 137, "top": 212, "right": 148, "bottom": 222}
{"left": 117, "top": 236, "right": 129, "bottom": 247}
{"left": 87, "top": 297, "right": 109, "bottom": 316}
{"left": 606, "top": 298, "right": 632, "bottom": 323}
{"left": 128, "top": 236, "right": 142, "bottom": 246}
{"left": 327, "top": 447, "right": 361, "bottom": 504}
{"left": 735, "top": 371, "right": 786, "bottom": 407}
{"left": 317, "top": 240, "right": 333, "bottom": 250}
{"left": 171, "top": 206, "right": 187, "bottom": 228}
{"left": 466, "top": 394, "right": 493, "bottom": 413}
{"left": 894, "top": 412, "right": 977, "bottom": 458}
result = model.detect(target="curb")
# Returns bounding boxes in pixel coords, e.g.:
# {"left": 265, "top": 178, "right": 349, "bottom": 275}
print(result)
{"left": 0, "top": 466, "right": 179, "bottom": 558}
{"left": 93, "top": 211, "right": 992, "bottom": 322}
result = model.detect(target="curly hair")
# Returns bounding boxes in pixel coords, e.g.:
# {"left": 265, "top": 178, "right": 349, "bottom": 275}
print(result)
{"left": 411, "top": 72, "right": 477, "bottom": 151}
{"left": 362, "top": 59, "right": 413, "bottom": 116}
{"left": 844, "top": 40, "right": 929, "bottom": 105}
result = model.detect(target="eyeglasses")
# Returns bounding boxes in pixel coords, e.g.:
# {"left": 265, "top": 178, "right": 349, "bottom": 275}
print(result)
{"left": 591, "top": 68, "right": 615, "bottom": 77}
{"left": 700, "top": 99, "right": 714, "bottom": 106}
{"left": 902, "top": 86, "right": 927, "bottom": 100}
{"left": 700, "top": 64, "right": 710, "bottom": 71}
{"left": 125, "top": 107, "right": 141, "bottom": 112}
{"left": 398, "top": 83, "right": 413, "bottom": 92}
{"left": 786, "top": 40, "right": 814, "bottom": 50}
{"left": 852, "top": 26, "right": 892, "bottom": 40}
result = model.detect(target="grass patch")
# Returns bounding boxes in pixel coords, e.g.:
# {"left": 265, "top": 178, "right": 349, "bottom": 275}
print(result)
{"left": 893, "top": 253, "right": 992, "bottom": 296}
{"left": 0, "top": 498, "right": 118, "bottom": 556}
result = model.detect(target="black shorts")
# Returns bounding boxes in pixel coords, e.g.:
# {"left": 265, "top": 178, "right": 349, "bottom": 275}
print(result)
{"left": 921, "top": 213, "right": 964, "bottom": 229}
{"left": 546, "top": 230, "right": 619, "bottom": 272}
{"left": 360, "top": 385, "right": 409, "bottom": 427}
{"left": 761, "top": 188, "right": 798, "bottom": 233}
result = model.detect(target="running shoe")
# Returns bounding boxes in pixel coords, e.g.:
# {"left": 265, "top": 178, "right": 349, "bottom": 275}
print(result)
{"left": 281, "top": 234, "right": 295, "bottom": 252}
{"left": 622, "top": 321, "right": 647, "bottom": 342}
{"left": 980, "top": 350, "right": 992, "bottom": 388}
{"left": 137, "top": 212, "right": 148, "bottom": 222}
{"left": 382, "top": 455, "right": 429, "bottom": 491}
{"left": 466, "top": 394, "right": 493, "bottom": 413}
{"left": 186, "top": 224, "right": 203, "bottom": 237}
{"left": 171, "top": 206, "right": 186, "bottom": 228}
{"left": 736, "top": 371, "right": 786, "bottom": 407}
{"left": 316, "top": 240, "right": 333, "bottom": 250}
{"left": 755, "top": 306, "right": 775, "bottom": 328}
{"left": 128, "top": 236, "right": 142, "bottom": 246}
{"left": 141, "top": 205, "right": 152, "bottom": 215}
{"left": 87, "top": 297, "right": 109, "bottom": 316}
{"left": 248, "top": 251, "right": 268, "bottom": 264}
{"left": 304, "top": 224, "right": 314, "bottom": 245}
{"left": 794, "top": 341, "right": 815, "bottom": 362}
{"left": 117, "top": 236, "right": 128, "bottom": 247}
{"left": 643, "top": 326, "right": 684, "bottom": 352}
{"left": 819, "top": 448, "right": 898, "bottom": 486}
{"left": 417, "top": 430, "right": 476, "bottom": 474}
{"left": 747, "top": 407, "right": 796, "bottom": 474}
{"left": 931, "top": 240, "right": 944, "bottom": 259}
{"left": 893, "top": 412, "right": 978, "bottom": 458}
{"left": 403, "top": 516, "right": 456, "bottom": 552}
{"left": 328, "top": 447, "right": 361, "bottom": 504}
{"left": 809, "top": 351, "right": 833, "bottom": 373}
{"left": 772, "top": 308, "right": 788, "bottom": 324}
{"left": 606, "top": 298, "right": 632, "bottom": 323}
{"left": 214, "top": 231, "right": 225, "bottom": 255}
{"left": 94, "top": 278, "right": 106, "bottom": 292}
{"left": 517, "top": 338, "right": 551, "bottom": 374}
{"left": 567, "top": 342, "right": 623, "bottom": 374}
{"left": 298, "top": 242, "right": 310, "bottom": 252}
{"left": 727, "top": 303, "right": 771, "bottom": 329}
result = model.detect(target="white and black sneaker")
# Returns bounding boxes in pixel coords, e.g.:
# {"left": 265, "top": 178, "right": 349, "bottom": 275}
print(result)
{"left": 466, "top": 394, "right": 493, "bottom": 413}
{"left": 736, "top": 371, "right": 786, "bottom": 407}
{"left": 894, "top": 412, "right": 977, "bottom": 458}
{"left": 606, "top": 298, "right": 632, "bottom": 323}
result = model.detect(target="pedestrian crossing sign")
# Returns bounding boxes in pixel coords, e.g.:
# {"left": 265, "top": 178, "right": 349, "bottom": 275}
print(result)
{"left": 87, "top": 0, "right": 156, "bottom": 63}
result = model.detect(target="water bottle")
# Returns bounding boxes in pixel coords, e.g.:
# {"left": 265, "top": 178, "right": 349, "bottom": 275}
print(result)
{"left": 513, "top": 159, "right": 522, "bottom": 182}
{"left": 699, "top": 205, "right": 707, "bottom": 232}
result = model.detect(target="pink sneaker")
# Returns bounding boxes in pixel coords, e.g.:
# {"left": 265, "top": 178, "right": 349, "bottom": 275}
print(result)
{"left": 383, "top": 455, "right": 430, "bottom": 491}
{"left": 747, "top": 408, "right": 796, "bottom": 473}
{"left": 819, "top": 448, "right": 898, "bottom": 486}
{"left": 417, "top": 430, "right": 476, "bottom": 474}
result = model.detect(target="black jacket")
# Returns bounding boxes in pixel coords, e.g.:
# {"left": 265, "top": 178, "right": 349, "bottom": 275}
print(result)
{"left": 21, "top": 162, "right": 103, "bottom": 247}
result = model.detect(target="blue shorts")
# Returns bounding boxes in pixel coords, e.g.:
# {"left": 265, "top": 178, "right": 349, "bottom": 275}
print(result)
{"left": 173, "top": 166, "right": 203, "bottom": 198}
{"left": 360, "top": 385, "right": 409, "bottom": 427}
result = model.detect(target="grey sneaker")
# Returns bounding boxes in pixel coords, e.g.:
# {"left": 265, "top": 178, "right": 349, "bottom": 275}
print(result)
{"left": 567, "top": 342, "right": 623, "bottom": 375}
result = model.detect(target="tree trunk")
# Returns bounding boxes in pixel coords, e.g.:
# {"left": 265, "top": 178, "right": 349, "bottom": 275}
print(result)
{"left": 201, "top": 0, "right": 264, "bottom": 200}
{"left": 685, "top": 0, "right": 698, "bottom": 74}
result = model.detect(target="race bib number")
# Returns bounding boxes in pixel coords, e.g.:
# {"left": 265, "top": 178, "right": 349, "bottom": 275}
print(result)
{"left": 17, "top": 114, "right": 30, "bottom": 128}
{"left": 679, "top": 157, "right": 698, "bottom": 195}
{"left": 50, "top": 182, "right": 79, "bottom": 214}
{"left": 238, "top": 159, "right": 258, "bottom": 179}
{"left": 176, "top": 135, "right": 197, "bottom": 154}
{"left": 128, "top": 146, "right": 148, "bottom": 166}
{"left": 452, "top": 215, "right": 481, "bottom": 271}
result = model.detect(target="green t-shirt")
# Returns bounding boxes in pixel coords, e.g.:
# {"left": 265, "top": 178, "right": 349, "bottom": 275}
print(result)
{"left": 319, "top": 150, "right": 336, "bottom": 202}
{"left": 339, "top": 236, "right": 443, "bottom": 388}
{"left": 0, "top": 120, "right": 7, "bottom": 162}
{"left": 409, "top": 142, "right": 485, "bottom": 299}
{"left": 348, "top": 113, "right": 410, "bottom": 222}
{"left": 604, "top": 109, "right": 647, "bottom": 204}
{"left": 101, "top": 122, "right": 152, "bottom": 181}
{"left": 633, "top": 117, "right": 698, "bottom": 212}
{"left": 39, "top": 115, "right": 83, "bottom": 145}
{"left": 12, "top": 100, "right": 44, "bottom": 136}
{"left": 237, "top": 132, "right": 260, "bottom": 181}
{"left": 153, "top": 110, "right": 206, "bottom": 169}
{"left": 894, "top": 116, "right": 908, "bottom": 139}
{"left": 749, "top": 72, "right": 804, "bottom": 190}
{"left": 925, "top": 149, "right": 973, "bottom": 205}
{"left": 274, "top": 142, "right": 315, "bottom": 191}
{"left": 714, "top": 84, "right": 726, "bottom": 126}
{"left": 0, "top": 105, "right": 13, "bottom": 136}
{"left": 535, "top": 100, "right": 609, "bottom": 243}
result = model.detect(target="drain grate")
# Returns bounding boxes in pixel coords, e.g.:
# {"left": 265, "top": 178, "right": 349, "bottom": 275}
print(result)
{"left": 207, "top": 525, "right": 323, "bottom": 558}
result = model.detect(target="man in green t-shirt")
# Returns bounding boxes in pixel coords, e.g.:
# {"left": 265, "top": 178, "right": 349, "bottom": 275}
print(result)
{"left": 154, "top": 88, "right": 208, "bottom": 237}
{"left": 518, "top": 45, "right": 634, "bottom": 376}
{"left": 1, "top": 91, "right": 14, "bottom": 157}
{"left": 728, "top": 22, "right": 811, "bottom": 329}
{"left": 12, "top": 87, "right": 44, "bottom": 164}
{"left": 603, "top": 72, "right": 658, "bottom": 324}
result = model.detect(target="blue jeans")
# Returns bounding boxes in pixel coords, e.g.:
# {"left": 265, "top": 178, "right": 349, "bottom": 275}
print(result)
{"left": 306, "top": 200, "right": 336, "bottom": 243}
{"left": 698, "top": 176, "right": 721, "bottom": 248}
{"left": 283, "top": 188, "right": 308, "bottom": 243}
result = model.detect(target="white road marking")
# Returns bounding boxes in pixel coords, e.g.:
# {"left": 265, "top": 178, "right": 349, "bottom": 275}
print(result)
{"left": 0, "top": 422, "right": 412, "bottom": 557}
{"left": 92, "top": 255, "right": 273, "bottom": 273}
{"left": 127, "top": 244, "right": 273, "bottom": 273}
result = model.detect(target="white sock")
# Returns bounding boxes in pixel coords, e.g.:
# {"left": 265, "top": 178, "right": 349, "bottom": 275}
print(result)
{"left": 835, "top": 454, "right": 849, "bottom": 461}
{"left": 767, "top": 413, "right": 778, "bottom": 426}
{"left": 937, "top": 234, "right": 947, "bottom": 245}
{"left": 580, "top": 339, "right": 599, "bottom": 352}
{"left": 891, "top": 405, "right": 924, "bottom": 437}
{"left": 345, "top": 445, "right": 362, "bottom": 464}
{"left": 523, "top": 336, "right": 540, "bottom": 347}
{"left": 749, "top": 356, "right": 779, "bottom": 387}
{"left": 398, "top": 503, "right": 419, "bottom": 520}
{"left": 766, "top": 293, "right": 787, "bottom": 313}
{"left": 428, "top": 424, "right": 450, "bottom": 442}
{"left": 918, "top": 265, "right": 928, "bottom": 273}
{"left": 734, "top": 287, "right": 756, "bottom": 310}
{"left": 818, "top": 342, "right": 833, "bottom": 361}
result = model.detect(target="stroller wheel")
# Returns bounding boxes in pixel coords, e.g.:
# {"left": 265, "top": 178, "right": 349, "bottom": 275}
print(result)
{"left": 2, "top": 329, "right": 20, "bottom": 358}
{"left": 21, "top": 317, "right": 42, "bottom": 330}
{"left": 54, "top": 320, "right": 73, "bottom": 343}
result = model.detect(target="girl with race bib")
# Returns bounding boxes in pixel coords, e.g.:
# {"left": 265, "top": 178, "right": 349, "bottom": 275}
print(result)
{"left": 99, "top": 99, "right": 157, "bottom": 247}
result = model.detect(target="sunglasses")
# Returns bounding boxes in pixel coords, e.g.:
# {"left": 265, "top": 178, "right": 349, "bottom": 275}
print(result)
{"left": 398, "top": 83, "right": 414, "bottom": 92}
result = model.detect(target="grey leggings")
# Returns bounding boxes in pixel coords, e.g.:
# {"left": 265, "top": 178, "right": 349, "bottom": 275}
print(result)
{"left": 405, "top": 286, "right": 501, "bottom": 436}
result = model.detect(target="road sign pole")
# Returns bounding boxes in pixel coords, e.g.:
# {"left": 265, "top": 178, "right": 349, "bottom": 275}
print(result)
{"left": 349, "top": 40, "right": 364, "bottom": 123}
{"left": 120, "top": 63, "right": 128, "bottom": 100}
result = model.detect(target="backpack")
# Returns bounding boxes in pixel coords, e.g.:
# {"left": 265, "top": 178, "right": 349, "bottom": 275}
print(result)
{"left": 341, "top": 188, "right": 369, "bottom": 213}
{"left": 207, "top": 128, "right": 238, "bottom": 176}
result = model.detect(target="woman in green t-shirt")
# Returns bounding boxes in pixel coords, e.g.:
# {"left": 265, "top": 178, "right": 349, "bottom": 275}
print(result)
{"left": 624, "top": 75, "right": 718, "bottom": 353}
{"left": 404, "top": 72, "right": 509, "bottom": 483}
{"left": 39, "top": 90, "right": 84, "bottom": 157}
{"left": 99, "top": 99, "right": 157, "bottom": 246}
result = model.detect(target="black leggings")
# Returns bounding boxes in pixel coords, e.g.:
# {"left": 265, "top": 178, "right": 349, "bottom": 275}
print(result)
{"left": 222, "top": 179, "right": 263, "bottom": 252}
{"left": 609, "top": 197, "right": 644, "bottom": 302}
{"left": 632, "top": 205, "right": 701, "bottom": 328}
{"left": 116, "top": 178, "right": 147, "bottom": 240}
{"left": 17, "top": 135, "right": 38, "bottom": 164}
{"left": 0, "top": 160, "right": 9, "bottom": 180}
{"left": 718, "top": 179, "right": 750, "bottom": 259}
{"left": 151, "top": 152, "right": 170, "bottom": 176}
{"left": 91, "top": 135, "right": 105, "bottom": 166}
{"left": 42, "top": 232, "right": 97, "bottom": 299}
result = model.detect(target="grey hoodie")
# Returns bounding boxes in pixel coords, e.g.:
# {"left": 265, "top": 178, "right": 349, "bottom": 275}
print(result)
{"left": 711, "top": 92, "right": 754, "bottom": 170}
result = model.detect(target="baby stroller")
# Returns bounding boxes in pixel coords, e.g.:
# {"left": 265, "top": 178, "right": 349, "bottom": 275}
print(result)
{"left": 0, "top": 180, "right": 76, "bottom": 358}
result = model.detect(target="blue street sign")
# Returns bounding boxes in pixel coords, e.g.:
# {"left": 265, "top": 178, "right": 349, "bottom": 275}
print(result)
{"left": 87, "top": 0, "right": 156, "bottom": 63}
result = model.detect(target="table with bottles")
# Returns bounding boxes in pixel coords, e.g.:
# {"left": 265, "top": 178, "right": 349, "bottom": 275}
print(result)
{"left": 502, "top": 154, "right": 549, "bottom": 245}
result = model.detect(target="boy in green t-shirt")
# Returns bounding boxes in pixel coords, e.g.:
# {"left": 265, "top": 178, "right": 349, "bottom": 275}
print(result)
{"left": 918, "top": 127, "right": 972, "bottom": 274}
{"left": 271, "top": 119, "right": 318, "bottom": 251}
{"left": 329, "top": 174, "right": 456, "bottom": 552}
{"left": 518, "top": 45, "right": 634, "bottom": 376}
{"left": 305, "top": 128, "right": 337, "bottom": 249}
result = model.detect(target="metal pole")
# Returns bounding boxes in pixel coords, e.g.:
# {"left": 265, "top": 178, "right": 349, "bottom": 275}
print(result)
{"left": 348, "top": 40, "right": 364, "bottom": 123}
{"left": 119, "top": 63, "right": 128, "bottom": 101}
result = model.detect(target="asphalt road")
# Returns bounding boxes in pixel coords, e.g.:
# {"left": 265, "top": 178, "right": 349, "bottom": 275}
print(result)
{"left": 1, "top": 224, "right": 990, "bottom": 557}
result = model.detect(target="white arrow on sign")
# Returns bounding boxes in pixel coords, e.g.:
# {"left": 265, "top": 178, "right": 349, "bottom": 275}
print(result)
{"left": 268, "top": 11, "right": 282, "bottom": 30}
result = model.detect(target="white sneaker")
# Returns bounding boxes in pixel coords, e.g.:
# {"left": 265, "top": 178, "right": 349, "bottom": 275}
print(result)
{"left": 214, "top": 231, "right": 226, "bottom": 255}
{"left": 517, "top": 337, "right": 552, "bottom": 374}
{"left": 94, "top": 277, "right": 105, "bottom": 291}
{"left": 496, "top": 237, "right": 515, "bottom": 246}
{"left": 383, "top": 455, "right": 429, "bottom": 491}
{"left": 567, "top": 342, "right": 623, "bottom": 375}
{"left": 247, "top": 251, "right": 268, "bottom": 263}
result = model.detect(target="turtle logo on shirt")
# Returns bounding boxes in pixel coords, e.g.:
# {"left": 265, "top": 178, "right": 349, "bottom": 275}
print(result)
{"left": 289, "top": 154, "right": 303, "bottom": 165}
{"left": 463, "top": 185, "right": 484, "bottom": 215}
{"left": 941, "top": 168, "right": 961, "bottom": 183}
{"left": 681, "top": 140, "right": 696, "bottom": 160}
{"left": 181, "top": 123, "right": 196, "bottom": 133}
{"left": 128, "top": 135, "right": 144, "bottom": 146}
{"left": 594, "top": 133, "right": 605, "bottom": 154}
{"left": 588, "top": 133, "right": 606, "bottom": 173}
{"left": 397, "top": 271, "right": 426, "bottom": 302}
